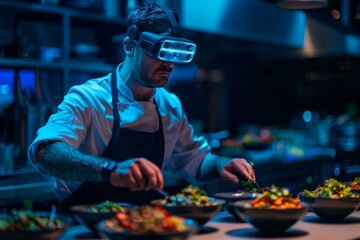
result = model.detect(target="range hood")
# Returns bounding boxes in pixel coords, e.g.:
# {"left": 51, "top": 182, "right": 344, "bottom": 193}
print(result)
{"left": 180, "top": 0, "right": 360, "bottom": 59}
{"left": 296, "top": 16, "right": 360, "bottom": 58}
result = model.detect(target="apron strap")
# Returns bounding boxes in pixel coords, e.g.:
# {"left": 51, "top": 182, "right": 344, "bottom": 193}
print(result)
{"left": 111, "top": 70, "right": 120, "bottom": 128}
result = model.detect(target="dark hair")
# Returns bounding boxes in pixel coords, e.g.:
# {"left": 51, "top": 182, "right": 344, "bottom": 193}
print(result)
{"left": 127, "top": 2, "right": 178, "bottom": 34}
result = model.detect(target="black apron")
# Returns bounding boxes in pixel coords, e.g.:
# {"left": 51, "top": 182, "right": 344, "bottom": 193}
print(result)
{"left": 58, "top": 70, "right": 165, "bottom": 212}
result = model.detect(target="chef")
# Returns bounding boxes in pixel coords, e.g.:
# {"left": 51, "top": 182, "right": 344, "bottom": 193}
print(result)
{"left": 28, "top": 2, "right": 256, "bottom": 212}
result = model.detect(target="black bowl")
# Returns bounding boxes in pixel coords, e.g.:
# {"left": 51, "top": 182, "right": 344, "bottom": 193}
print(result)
{"left": 0, "top": 211, "right": 73, "bottom": 240}
{"left": 232, "top": 200, "right": 309, "bottom": 234}
{"left": 96, "top": 218, "right": 198, "bottom": 240}
{"left": 213, "top": 192, "right": 259, "bottom": 221}
{"left": 150, "top": 198, "right": 225, "bottom": 226}
{"left": 298, "top": 192, "right": 360, "bottom": 221}
{"left": 71, "top": 202, "right": 135, "bottom": 233}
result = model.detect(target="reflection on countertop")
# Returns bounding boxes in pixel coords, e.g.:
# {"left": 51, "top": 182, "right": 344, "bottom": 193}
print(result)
{"left": 58, "top": 209, "right": 360, "bottom": 240}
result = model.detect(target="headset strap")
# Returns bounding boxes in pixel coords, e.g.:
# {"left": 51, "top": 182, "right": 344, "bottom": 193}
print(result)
{"left": 126, "top": 4, "right": 181, "bottom": 39}
{"left": 158, "top": 5, "right": 181, "bottom": 37}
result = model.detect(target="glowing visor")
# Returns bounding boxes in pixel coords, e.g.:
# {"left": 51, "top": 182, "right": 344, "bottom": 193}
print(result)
{"left": 139, "top": 32, "right": 196, "bottom": 64}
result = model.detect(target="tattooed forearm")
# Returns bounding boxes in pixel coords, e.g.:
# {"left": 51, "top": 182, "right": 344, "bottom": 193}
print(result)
{"left": 35, "top": 141, "right": 106, "bottom": 182}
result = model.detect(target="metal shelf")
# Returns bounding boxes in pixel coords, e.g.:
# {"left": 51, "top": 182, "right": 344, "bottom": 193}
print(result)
{"left": 67, "top": 60, "right": 115, "bottom": 73}
{"left": 0, "top": 1, "right": 127, "bottom": 24}
{"left": 0, "top": 167, "right": 37, "bottom": 177}
{"left": 0, "top": 58, "right": 64, "bottom": 70}
{"left": 0, "top": 58, "right": 115, "bottom": 73}
{"left": 0, "top": 2, "right": 120, "bottom": 201}
{"left": 0, "top": 1, "right": 125, "bottom": 94}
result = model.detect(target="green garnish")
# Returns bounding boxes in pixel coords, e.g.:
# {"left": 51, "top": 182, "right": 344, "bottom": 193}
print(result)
{"left": 241, "top": 179, "right": 258, "bottom": 193}
{"left": 354, "top": 176, "right": 360, "bottom": 184}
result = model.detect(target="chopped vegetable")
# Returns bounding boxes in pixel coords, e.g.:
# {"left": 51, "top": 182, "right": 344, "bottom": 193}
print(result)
{"left": 104, "top": 205, "right": 187, "bottom": 234}
{"left": 248, "top": 185, "right": 302, "bottom": 209}
{"left": 88, "top": 200, "right": 128, "bottom": 213}
{"left": 304, "top": 178, "right": 358, "bottom": 199}
{"left": 0, "top": 209, "right": 66, "bottom": 232}
{"left": 350, "top": 177, "right": 360, "bottom": 191}
{"left": 241, "top": 179, "right": 258, "bottom": 193}
{"left": 159, "top": 185, "right": 216, "bottom": 206}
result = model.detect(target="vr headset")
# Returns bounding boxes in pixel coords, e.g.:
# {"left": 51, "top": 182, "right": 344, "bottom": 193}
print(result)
{"left": 126, "top": 5, "right": 196, "bottom": 64}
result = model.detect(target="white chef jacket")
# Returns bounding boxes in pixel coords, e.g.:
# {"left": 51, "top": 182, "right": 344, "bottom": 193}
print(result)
{"left": 28, "top": 63, "right": 211, "bottom": 201}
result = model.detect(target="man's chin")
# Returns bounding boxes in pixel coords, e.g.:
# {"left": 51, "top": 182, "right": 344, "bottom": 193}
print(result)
{"left": 153, "top": 74, "right": 170, "bottom": 87}
{"left": 156, "top": 77, "right": 168, "bottom": 87}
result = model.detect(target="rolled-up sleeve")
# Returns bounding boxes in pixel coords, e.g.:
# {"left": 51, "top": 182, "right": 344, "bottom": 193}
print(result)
{"left": 27, "top": 80, "right": 115, "bottom": 172}
{"left": 28, "top": 89, "right": 90, "bottom": 167}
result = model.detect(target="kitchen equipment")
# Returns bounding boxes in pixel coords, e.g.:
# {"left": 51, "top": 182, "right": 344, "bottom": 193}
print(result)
{"left": 26, "top": 103, "right": 55, "bottom": 150}
{"left": 60, "top": 0, "right": 103, "bottom": 14}
{"left": 0, "top": 143, "right": 17, "bottom": 171}
{"left": 276, "top": 0, "right": 328, "bottom": 9}
{"left": 103, "top": 0, "right": 122, "bottom": 18}
{"left": 71, "top": 44, "right": 100, "bottom": 61}
{"left": 3, "top": 105, "right": 28, "bottom": 168}
{"left": 153, "top": 187, "right": 171, "bottom": 198}
{"left": 330, "top": 117, "right": 360, "bottom": 180}
{"left": 331, "top": 119, "right": 360, "bottom": 152}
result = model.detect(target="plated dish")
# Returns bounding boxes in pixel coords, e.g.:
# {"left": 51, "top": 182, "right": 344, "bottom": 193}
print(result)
{"left": 71, "top": 201, "right": 135, "bottom": 235}
{"left": 151, "top": 185, "right": 225, "bottom": 225}
{"left": 0, "top": 209, "right": 73, "bottom": 240}
{"left": 299, "top": 178, "right": 360, "bottom": 221}
{"left": 231, "top": 185, "right": 309, "bottom": 234}
{"left": 96, "top": 205, "right": 198, "bottom": 240}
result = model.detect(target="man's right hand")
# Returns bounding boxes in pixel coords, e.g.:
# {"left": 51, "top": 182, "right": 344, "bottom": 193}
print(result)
{"left": 110, "top": 158, "right": 164, "bottom": 191}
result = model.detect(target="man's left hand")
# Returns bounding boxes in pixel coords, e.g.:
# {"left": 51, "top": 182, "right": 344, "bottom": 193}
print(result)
{"left": 219, "top": 158, "right": 256, "bottom": 183}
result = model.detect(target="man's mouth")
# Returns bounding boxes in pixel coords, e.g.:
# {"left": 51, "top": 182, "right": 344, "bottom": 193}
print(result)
{"left": 157, "top": 71, "right": 171, "bottom": 76}
{"left": 157, "top": 66, "right": 173, "bottom": 73}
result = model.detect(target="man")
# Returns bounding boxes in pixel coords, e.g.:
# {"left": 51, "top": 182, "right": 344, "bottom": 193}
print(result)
{"left": 28, "top": 2, "right": 255, "bottom": 211}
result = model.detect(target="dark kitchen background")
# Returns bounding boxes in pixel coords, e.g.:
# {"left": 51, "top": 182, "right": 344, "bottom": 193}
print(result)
{"left": 0, "top": 0, "right": 359, "bottom": 208}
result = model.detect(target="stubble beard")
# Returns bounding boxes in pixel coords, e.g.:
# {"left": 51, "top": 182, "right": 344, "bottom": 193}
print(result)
{"left": 139, "top": 71, "right": 170, "bottom": 88}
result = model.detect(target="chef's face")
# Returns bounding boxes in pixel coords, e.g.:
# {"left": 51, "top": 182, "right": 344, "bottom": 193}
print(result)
{"left": 132, "top": 47, "right": 174, "bottom": 88}
{"left": 131, "top": 29, "right": 175, "bottom": 88}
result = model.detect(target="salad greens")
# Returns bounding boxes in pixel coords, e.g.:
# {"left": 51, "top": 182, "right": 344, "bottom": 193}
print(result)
{"left": 304, "top": 178, "right": 357, "bottom": 198}
{"left": 241, "top": 179, "right": 259, "bottom": 193}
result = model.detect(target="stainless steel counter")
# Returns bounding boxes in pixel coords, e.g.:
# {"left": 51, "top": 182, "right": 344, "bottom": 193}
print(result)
{"left": 0, "top": 168, "right": 55, "bottom": 207}
{"left": 60, "top": 210, "right": 360, "bottom": 240}
{"left": 192, "top": 211, "right": 360, "bottom": 240}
